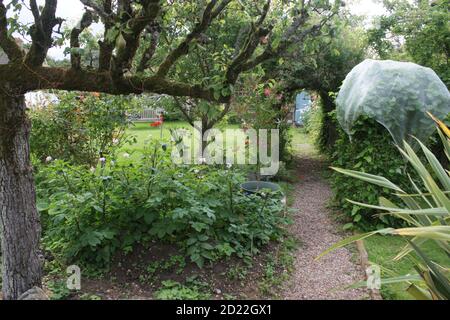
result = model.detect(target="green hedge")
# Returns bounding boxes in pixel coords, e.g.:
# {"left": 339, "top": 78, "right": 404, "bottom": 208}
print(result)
{"left": 306, "top": 101, "right": 448, "bottom": 231}
{"left": 328, "top": 113, "right": 414, "bottom": 230}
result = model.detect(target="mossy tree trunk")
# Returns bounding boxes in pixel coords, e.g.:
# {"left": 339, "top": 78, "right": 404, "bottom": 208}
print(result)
{"left": 0, "top": 94, "right": 42, "bottom": 300}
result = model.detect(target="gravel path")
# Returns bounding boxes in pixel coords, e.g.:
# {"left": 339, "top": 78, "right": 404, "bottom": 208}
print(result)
{"left": 283, "top": 143, "right": 370, "bottom": 300}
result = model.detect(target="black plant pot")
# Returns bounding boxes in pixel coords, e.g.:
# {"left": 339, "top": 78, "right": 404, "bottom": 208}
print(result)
{"left": 240, "top": 181, "right": 281, "bottom": 195}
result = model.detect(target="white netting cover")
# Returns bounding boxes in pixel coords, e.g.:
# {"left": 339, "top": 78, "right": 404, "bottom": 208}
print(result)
{"left": 336, "top": 59, "right": 450, "bottom": 145}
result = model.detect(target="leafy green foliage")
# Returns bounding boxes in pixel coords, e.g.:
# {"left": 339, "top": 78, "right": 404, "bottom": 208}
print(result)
{"left": 30, "top": 92, "right": 134, "bottom": 166}
{"left": 329, "top": 114, "right": 412, "bottom": 230}
{"left": 154, "top": 279, "right": 211, "bottom": 300}
{"left": 303, "top": 98, "right": 324, "bottom": 147}
{"left": 274, "top": 13, "right": 367, "bottom": 151}
{"left": 233, "top": 76, "right": 293, "bottom": 163}
{"left": 35, "top": 140, "right": 287, "bottom": 268}
{"left": 47, "top": 280, "right": 72, "bottom": 300}
{"left": 368, "top": 0, "right": 450, "bottom": 87}
{"left": 322, "top": 121, "right": 450, "bottom": 300}
{"left": 278, "top": 13, "right": 367, "bottom": 94}
{"left": 258, "top": 236, "right": 297, "bottom": 297}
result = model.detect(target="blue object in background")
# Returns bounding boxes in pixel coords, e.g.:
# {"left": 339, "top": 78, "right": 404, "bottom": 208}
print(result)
{"left": 294, "top": 91, "right": 312, "bottom": 125}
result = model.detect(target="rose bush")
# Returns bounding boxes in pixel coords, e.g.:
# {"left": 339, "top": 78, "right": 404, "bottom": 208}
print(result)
{"left": 30, "top": 92, "right": 135, "bottom": 166}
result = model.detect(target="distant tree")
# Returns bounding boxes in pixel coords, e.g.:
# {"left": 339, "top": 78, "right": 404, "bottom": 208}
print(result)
{"left": 368, "top": 0, "right": 450, "bottom": 87}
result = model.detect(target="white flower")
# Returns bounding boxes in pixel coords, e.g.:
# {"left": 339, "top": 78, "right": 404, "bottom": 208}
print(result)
{"left": 45, "top": 156, "right": 53, "bottom": 163}
{"left": 112, "top": 138, "right": 120, "bottom": 145}
{"left": 99, "top": 157, "right": 106, "bottom": 163}
{"left": 123, "top": 153, "right": 130, "bottom": 158}
{"left": 226, "top": 162, "right": 233, "bottom": 169}
{"left": 90, "top": 167, "right": 96, "bottom": 173}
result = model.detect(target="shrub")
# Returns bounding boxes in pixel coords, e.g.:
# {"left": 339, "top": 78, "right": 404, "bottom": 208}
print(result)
{"left": 30, "top": 92, "right": 133, "bottom": 166}
{"left": 35, "top": 140, "right": 288, "bottom": 268}
{"left": 329, "top": 113, "right": 414, "bottom": 230}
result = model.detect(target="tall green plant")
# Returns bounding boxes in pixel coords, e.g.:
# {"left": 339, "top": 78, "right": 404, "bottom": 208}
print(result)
{"left": 319, "top": 116, "right": 450, "bottom": 300}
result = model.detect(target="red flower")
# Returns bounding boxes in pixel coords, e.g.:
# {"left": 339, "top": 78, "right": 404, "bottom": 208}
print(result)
{"left": 150, "top": 121, "right": 163, "bottom": 127}
{"left": 264, "top": 88, "right": 272, "bottom": 97}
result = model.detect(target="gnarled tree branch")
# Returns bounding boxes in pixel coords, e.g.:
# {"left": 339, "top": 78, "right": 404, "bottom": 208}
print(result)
{"left": 111, "top": 0, "right": 161, "bottom": 78}
{"left": 25, "top": 0, "right": 62, "bottom": 66}
{"left": 155, "top": 0, "right": 231, "bottom": 78}
{"left": 226, "top": 0, "right": 272, "bottom": 85}
{"left": 0, "top": 1, "right": 24, "bottom": 61}
{"left": 97, "top": 0, "right": 114, "bottom": 71}
{"left": 137, "top": 22, "right": 160, "bottom": 73}
{"left": 0, "top": 63, "right": 229, "bottom": 103}
{"left": 70, "top": 10, "right": 95, "bottom": 70}
{"left": 80, "top": 0, "right": 113, "bottom": 23}
{"left": 240, "top": 7, "right": 336, "bottom": 73}
{"left": 0, "top": 0, "right": 334, "bottom": 107}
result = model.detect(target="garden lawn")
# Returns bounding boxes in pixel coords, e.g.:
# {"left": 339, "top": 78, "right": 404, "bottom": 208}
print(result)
{"left": 122, "top": 121, "right": 253, "bottom": 160}
{"left": 364, "top": 235, "right": 449, "bottom": 300}
{"left": 124, "top": 121, "right": 189, "bottom": 152}
{"left": 126, "top": 122, "right": 307, "bottom": 150}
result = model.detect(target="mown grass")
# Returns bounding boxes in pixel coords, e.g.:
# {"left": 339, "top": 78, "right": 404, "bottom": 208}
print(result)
{"left": 123, "top": 121, "right": 189, "bottom": 153}
{"left": 290, "top": 127, "right": 321, "bottom": 158}
{"left": 364, "top": 235, "right": 449, "bottom": 300}
{"left": 127, "top": 121, "right": 306, "bottom": 152}
{"left": 123, "top": 121, "right": 243, "bottom": 153}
